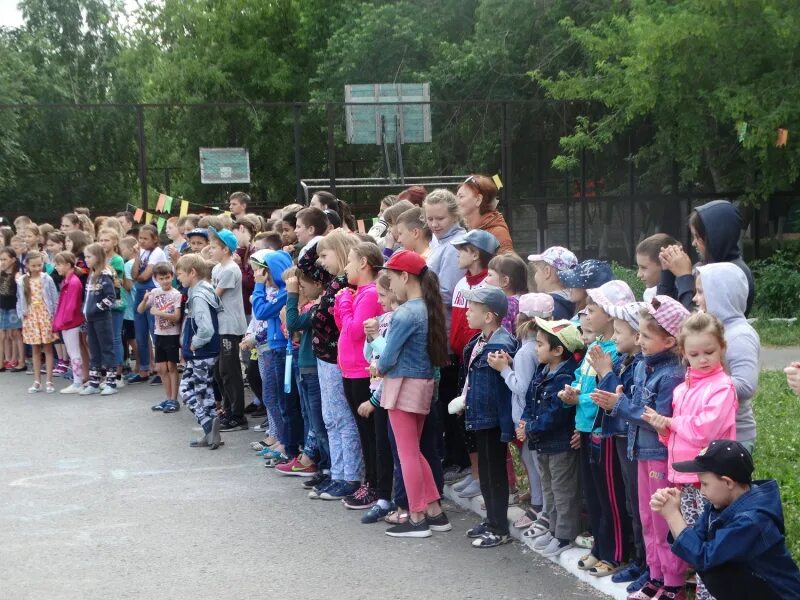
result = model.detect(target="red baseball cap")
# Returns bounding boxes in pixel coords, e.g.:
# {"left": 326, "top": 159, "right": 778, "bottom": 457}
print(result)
{"left": 381, "top": 249, "right": 428, "bottom": 276}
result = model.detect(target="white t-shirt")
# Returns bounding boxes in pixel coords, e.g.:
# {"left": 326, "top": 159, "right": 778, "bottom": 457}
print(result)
{"left": 138, "top": 247, "right": 168, "bottom": 287}
{"left": 146, "top": 288, "right": 183, "bottom": 336}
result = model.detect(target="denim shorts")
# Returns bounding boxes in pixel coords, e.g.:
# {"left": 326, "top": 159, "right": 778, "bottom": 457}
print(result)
{"left": 0, "top": 308, "right": 21, "bottom": 330}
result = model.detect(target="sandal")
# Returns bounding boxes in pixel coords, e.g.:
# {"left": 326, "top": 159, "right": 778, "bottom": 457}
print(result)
{"left": 514, "top": 507, "right": 538, "bottom": 529}
{"left": 28, "top": 381, "right": 41, "bottom": 393}
{"left": 522, "top": 518, "right": 550, "bottom": 539}
{"left": 589, "top": 560, "right": 620, "bottom": 577}
{"left": 45, "top": 381, "right": 55, "bottom": 393}
{"left": 384, "top": 510, "right": 409, "bottom": 525}
{"left": 472, "top": 531, "right": 512, "bottom": 549}
{"left": 578, "top": 554, "right": 599, "bottom": 571}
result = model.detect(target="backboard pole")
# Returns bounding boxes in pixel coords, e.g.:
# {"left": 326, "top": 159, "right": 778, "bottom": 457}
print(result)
{"left": 135, "top": 105, "right": 148, "bottom": 211}
{"left": 326, "top": 103, "right": 337, "bottom": 195}
{"left": 380, "top": 115, "right": 392, "bottom": 181}
{"left": 501, "top": 102, "right": 513, "bottom": 233}
{"left": 395, "top": 115, "right": 405, "bottom": 184}
{"left": 293, "top": 103, "right": 303, "bottom": 203}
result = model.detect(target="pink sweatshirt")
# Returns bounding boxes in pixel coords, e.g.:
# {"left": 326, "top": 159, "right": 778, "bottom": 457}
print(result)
{"left": 52, "top": 271, "right": 85, "bottom": 332}
{"left": 663, "top": 364, "right": 738, "bottom": 484}
{"left": 333, "top": 281, "right": 383, "bottom": 379}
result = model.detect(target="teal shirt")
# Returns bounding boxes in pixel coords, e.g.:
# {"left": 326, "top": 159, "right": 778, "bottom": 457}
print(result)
{"left": 285, "top": 292, "right": 316, "bottom": 370}
{"left": 571, "top": 338, "right": 618, "bottom": 433}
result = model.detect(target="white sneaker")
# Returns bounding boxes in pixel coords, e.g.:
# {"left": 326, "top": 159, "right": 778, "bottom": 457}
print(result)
{"left": 80, "top": 385, "right": 101, "bottom": 396}
{"left": 60, "top": 383, "right": 83, "bottom": 395}
{"left": 532, "top": 531, "right": 554, "bottom": 551}
{"left": 100, "top": 385, "right": 118, "bottom": 396}
{"left": 456, "top": 479, "right": 482, "bottom": 499}
{"left": 100, "top": 382, "right": 107, "bottom": 390}
{"left": 452, "top": 474, "right": 474, "bottom": 493}
{"left": 116, "top": 377, "right": 126, "bottom": 389}
{"left": 540, "top": 537, "right": 573, "bottom": 557}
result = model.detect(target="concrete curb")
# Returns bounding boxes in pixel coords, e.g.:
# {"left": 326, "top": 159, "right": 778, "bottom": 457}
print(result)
{"left": 443, "top": 483, "right": 629, "bottom": 600}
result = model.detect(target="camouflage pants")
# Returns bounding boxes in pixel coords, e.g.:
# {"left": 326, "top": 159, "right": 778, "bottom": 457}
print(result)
{"left": 180, "top": 358, "right": 218, "bottom": 429}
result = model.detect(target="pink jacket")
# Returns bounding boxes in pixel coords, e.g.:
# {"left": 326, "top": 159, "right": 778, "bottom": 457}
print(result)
{"left": 333, "top": 282, "right": 383, "bottom": 379}
{"left": 52, "top": 271, "right": 85, "bottom": 332}
{"left": 663, "top": 364, "right": 737, "bottom": 484}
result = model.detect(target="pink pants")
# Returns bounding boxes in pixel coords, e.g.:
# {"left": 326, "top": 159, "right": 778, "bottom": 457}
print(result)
{"left": 638, "top": 459, "right": 687, "bottom": 587}
{"left": 389, "top": 409, "right": 440, "bottom": 513}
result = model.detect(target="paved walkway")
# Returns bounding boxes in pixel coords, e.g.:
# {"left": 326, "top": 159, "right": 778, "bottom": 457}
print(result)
{"left": 761, "top": 346, "right": 798, "bottom": 371}
{"left": 0, "top": 373, "right": 606, "bottom": 600}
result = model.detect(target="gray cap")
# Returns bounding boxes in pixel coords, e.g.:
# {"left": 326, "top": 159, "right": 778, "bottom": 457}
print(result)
{"left": 462, "top": 285, "right": 508, "bottom": 318}
{"left": 452, "top": 229, "right": 501, "bottom": 255}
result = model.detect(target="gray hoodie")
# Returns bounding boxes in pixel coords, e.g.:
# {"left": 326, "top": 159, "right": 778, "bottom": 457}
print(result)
{"left": 697, "top": 263, "right": 760, "bottom": 443}
{"left": 186, "top": 280, "right": 222, "bottom": 351}
{"left": 427, "top": 224, "right": 466, "bottom": 330}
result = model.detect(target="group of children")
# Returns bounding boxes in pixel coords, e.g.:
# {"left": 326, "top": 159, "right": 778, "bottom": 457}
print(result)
{"left": 4, "top": 187, "right": 799, "bottom": 599}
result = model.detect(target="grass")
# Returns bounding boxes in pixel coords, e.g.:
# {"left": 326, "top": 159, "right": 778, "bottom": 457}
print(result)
{"left": 753, "top": 319, "right": 800, "bottom": 347}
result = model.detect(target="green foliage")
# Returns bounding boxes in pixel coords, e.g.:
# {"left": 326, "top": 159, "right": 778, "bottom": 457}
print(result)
{"left": 751, "top": 252, "right": 800, "bottom": 318}
{"left": 752, "top": 319, "right": 800, "bottom": 347}
{"left": 611, "top": 263, "right": 645, "bottom": 300}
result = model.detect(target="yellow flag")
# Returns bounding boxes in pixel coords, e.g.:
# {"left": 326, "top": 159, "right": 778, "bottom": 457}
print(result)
{"left": 179, "top": 200, "right": 189, "bottom": 217}
{"left": 145, "top": 212, "right": 153, "bottom": 224}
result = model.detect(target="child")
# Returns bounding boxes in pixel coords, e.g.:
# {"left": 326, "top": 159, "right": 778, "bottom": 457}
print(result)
{"left": 207, "top": 227, "right": 248, "bottom": 431}
{"left": 528, "top": 246, "right": 578, "bottom": 320}
{"left": 98, "top": 228, "right": 127, "bottom": 387}
{"left": 377, "top": 250, "right": 451, "bottom": 538}
{"left": 52, "top": 252, "right": 86, "bottom": 394}
{"left": 176, "top": 254, "right": 223, "bottom": 449}
{"left": 395, "top": 206, "right": 433, "bottom": 259}
{"left": 184, "top": 228, "right": 209, "bottom": 256}
{"left": 0, "top": 248, "right": 24, "bottom": 372}
{"left": 458, "top": 285, "right": 517, "bottom": 548}
{"left": 233, "top": 217, "right": 256, "bottom": 319}
{"left": 635, "top": 234, "right": 678, "bottom": 302}
{"left": 335, "top": 241, "right": 386, "bottom": 509}
{"left": 651, "top": 440, "right": 800, "bottom": 600}
{"left": 591, "top": 296, "right": 689, "bottom": 599}
{"left": 119, "top": 236, "right": 139, "bottom": 378}
{"left": 81, "top": 243, "right": 118, "bottom": 396}
{"left": 558, "top": 259, "right": 615, "bottom": 318}
{"left": 643, "top": 311, "right": 736, "bottom": 600}
{"left": 164, "top": 217, "right": 186, "bottom": 265}
{"left": 138, "top": 262, "right": 182, "bottom": 412}
{"left": 488, "top": 293, "right": 553, "bottom": 527}
{"left": 519, "top": 318, "right": 584, "bottom": 557}
{"left": 560, "top": 280, "right": 635, "bottom": 577}
{"left": 64, "top": 230, "right": 90, "bottom": 283}
{"left": 17, "top": 251, "right": 58, "bottom": 392}
{"left": 486, "top": 253, "right": 528, "bottom": 334}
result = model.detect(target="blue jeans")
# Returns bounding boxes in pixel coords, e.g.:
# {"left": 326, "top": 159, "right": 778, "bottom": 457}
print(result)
{"left": 271, "top": 349, "right": 303, "bottom": 459}
{"left": 111, "top": 310, "right": 124, "bottom": 368}
{"left": 133, "top": 286, "right": 155, "bottom": 371}
{"left": 258, "top": 350, "right": 282, "bottom": 441}
{"left": 298, "top": 368, "right": 329, "bottom": 471}
{"left": 317, "top": 358, "right": 362, "bottom": 482}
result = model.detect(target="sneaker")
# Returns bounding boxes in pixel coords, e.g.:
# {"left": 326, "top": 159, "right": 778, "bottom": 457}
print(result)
{"left": 320, "top": 480, "right": 359, "bottom": 501}
{"left": 532, "top": 531, "right": 554, "bottom": 551}
{"left": 613, "top": 562, "right": 645, "bottom": 584}
{"left": 343, "top": 484, "right": 376, "bottom": 510}
{"left": 540, "top": 538, "right": 573, "bottom": 558}
{"left": 126, "top": 373, "right": 147, "bottom": 384}
{"left": 627, "top": 569, "right": 651, "bottom": 594}
{"left": 45, "top": 381, "right": 56, "bottom": 393}
{"left": 456, "top": 479, "right": 482, "bottom": 499}
{"left": 116, "top": 376, "right": 126, "bottom": 389}
{"left": 149, "top": 375, "right": 162, "bottom": 385}
{"left": 274, "top": 456, "right": 299, "bottom": 474}
{"left": 253, "top": 419, "right": 269, "bottom": 432}
{"left": 302, "top": 471, "right": 328, "bottom": 489}
{"left": 163, "top": 400, "right": 180, "bottom": 413}
{"left": 53, "top": 361, "right": 68, "bottom": 375}
{"left": 250, "top": 405, "right": 266, "bottom": 417}
{"left": 361, "top": 502, "right": 396, "bottom": 524}
{"left": 100, "top": 384, "right": 118, "bottom": 396}
{"left": 472, "top": 531, "right": 511, "bottom": 548}
{"left": 385, "top": 518, "right": 431, "bottom": 539}
{"left": 452, "top": 474, "right": 474, "bottom": 493}
{"left": 151, "top": 400, "right": 169, "bottom": 411}
{"left": 307, "top": 477, "right": 334, "bottom": 499}
{"left": 60, "top": 382, "right": 83, "bottom": 395}
{"left": 219, "top": 417, "right": 248, "bottom": 432}
{"left": 443, "top": 466, "right": 471, "bottom": 484}
{"left": 28, "top": 381, "right": 41, "bottom": 393}
{"left": 627, "top": 581, "right": 662, "bottom": 600}
{"left": 466, "top": 521, "right": 490, "bottom": 539}
{"left": 79, "top": 385, "right": 101, "bottom": 396}
{"left": 427, "top": 512, "right": 452, "bottom": 532}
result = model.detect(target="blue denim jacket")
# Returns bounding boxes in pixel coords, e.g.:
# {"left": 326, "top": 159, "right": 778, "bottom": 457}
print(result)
{"left": 377, "top": 298, "right": 434, "bottom": 379}
{"left": 463, "top": 326, "right": 517, "bottom": 442}
{"left": 594, "top": 352, "right": 642, "bottom": 438}
{"left": 522, "top": 355, "right": 580, "bottom": 454}
{"left": 611, "top": 348, "right": 684, "bottom": 461}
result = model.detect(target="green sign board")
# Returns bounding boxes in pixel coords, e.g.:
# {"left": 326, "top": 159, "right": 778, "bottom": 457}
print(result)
{"left": 199, "top": 147, "right": 251, "bottom": 184}
{"left": 345, "top": 83, "right": 432, "bottom": 145}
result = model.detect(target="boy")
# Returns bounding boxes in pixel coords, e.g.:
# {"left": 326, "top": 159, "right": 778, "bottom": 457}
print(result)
{"left": 528, "top": 246, "right": 578, "bottom": 320}
{"left": 651, "top": 440, "right": 800, "bottom": 600}
{"left": 207, "top": 227, "right": 248, "bottom": 432}
{"left": 395, "top": 206, "right": 433, "bottom": 259}
{"left": 138, "top": 262, "right": 182, "bottom": 413}
{"left": 184, "top": 228, "right": 209, "bottom": 256}
{"left": 635, "top": 234, "right": 678, "bottom": 302}
{"left": 558, "top": 259, "right": 614, "bottom": 319}
{"left": 460, "top": 285, "right": 517, "bottom": 549}
{"left": 165, "top": 217, "right": 186, "bottom": 265}
{"left": 119, "top": 236, "right": 139, "bottom": 377}
{"left": 234, "top": 216, "right": 257, "bottom": 319}
{"left": 176, "top": 254, "right": 223, "bottom": 449}
{"left": 228, "top": 191, "right": 249, "bottom": 220}
{"left": 519, "top": 318, "right": 584, "bottom": 557}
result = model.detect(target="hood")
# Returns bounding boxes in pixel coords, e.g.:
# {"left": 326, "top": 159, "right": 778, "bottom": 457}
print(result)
{"left": 695, "top": 200, "right": 742, "bottom": 262}
{"left": 191, "top": 279, "right": 221, "bottom": 310}
{"left": 697, "top": 262, "right": 747, "bottom": 323}
{"left": 478, "top": 210, "right": 508, "bottom": 231}
{"left": 718, "top": 480, "right": 785, "bottom": 535}
{"left": 263, "top": 250, "right": 293, "bottom": 288}
{"left": 438, "top": 225, "right": 466, "bottom": 243}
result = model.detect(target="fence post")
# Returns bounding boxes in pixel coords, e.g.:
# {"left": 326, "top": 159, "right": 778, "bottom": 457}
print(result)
{"left": 500, "top": 102, "right": 513, "bottom": 232}
{"left": 628, "top": 135, "right": 635, "bottom": 266}
{"left": 580, "top": 147, "right": 587, "bottom": 254}
{"left": 293, "top": 103, "right": 303, "bottom": 203}
{"left": 135, "top": 104, "right": 148, "bottom": 211}
{"left": 326, "top": 103, "right": 337, "bottom": 195}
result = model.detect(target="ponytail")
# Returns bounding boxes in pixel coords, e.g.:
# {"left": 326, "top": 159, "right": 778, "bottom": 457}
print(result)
{"left": 419, "top": 268, "right": 450, "bottom": 368}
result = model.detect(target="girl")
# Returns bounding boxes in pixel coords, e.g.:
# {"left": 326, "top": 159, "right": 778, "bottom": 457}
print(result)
{"left": 10, "top": 236, "right": 27, "bottom": 274}
{"left": 378, "top": 249, "right": 451, "bottom": 538}
{"left": 643, "top": 312, "right": 736, "bottom": 600}
{"left": 310, "top": 229, "right": 363, "bottom": 501}
{"left": 486, "top": 253, "right": 528, "bottom": 334}
{"left": 98, "top": 228, "right": 127, "bottom": 386}
{"left": 60, "top": 213, "right": 80, "bottom": 233}
{"left": 380, "top": 200, "right": 414, "bottom": 258}
{"left": 309, "top": 191, "right": 356, "bottom": 232}
{"left": 16, "top": 251, "right": 59, "bottom": 392}
{"left": 333, "top": 240, "right": 385, "bottom": 508}
{"left": 395, "top": 206, "right": 433, "bottom": 259}
{"left": 65, "top": 230, "right": 90, "bottom": 283}
{"left": 21, "top": 224, "right": 42, "bottom": 254}
{"left": 0, "top": 248, "right": 24, "bottom": 372}
{"left": 52, "top": 252, "right": 86, "bottom": 394}
{"left": 77, "top": 214, "right": 95, "bottom": 242}
{"left": 164, "top": 217, "right": 186, "bottom": 264}
{"left": 81, "top": 243, "right": 118, "bottom": 395}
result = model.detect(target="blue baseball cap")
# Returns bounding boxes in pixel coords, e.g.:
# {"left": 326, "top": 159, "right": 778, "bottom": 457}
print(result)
{"left": 462, "top": 285, "right": 508, "bottom": 318}
{"left": 208, "top": 226, "right": 238, "bottom": 253}
{"left": 452, "top": 229, "right": 500, "bottom": 255}
{"left": 558, "top": 259, "right": 614, "bottom": 290}
{"left": 186, "top": 228, "right": 209, "bottom": 239}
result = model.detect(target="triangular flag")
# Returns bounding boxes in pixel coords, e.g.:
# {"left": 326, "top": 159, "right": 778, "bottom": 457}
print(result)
{"left": 179, "top": 200, "right": 189, "bottom": 217}
{"left": 145, "top": 212, "right": 153, "bottom": 224}
{"left": 776, "top": 128, "right": 789, "bottom": 147}
{"left": 492, "top": 174, "right": 504, "bottom": 190}
{"left": 224, "top": 211, "right": 232, "bottom": 218}
{"left": 372, "top": 217, "right": 379, "bottom": 226}
{"left": 156, "top": 193, "right": 166, "bottom": 212}
{"left": 156, "top": 217, "right": 166, "bottom": 233}
{"left": 133, "top": 208, "right": 144, "bottom": 223}
{"left": 163, "top": 196, "right": 173, "bottom": 213}
{"left": 357, "top": 219, "right": 366, "bottom": 234}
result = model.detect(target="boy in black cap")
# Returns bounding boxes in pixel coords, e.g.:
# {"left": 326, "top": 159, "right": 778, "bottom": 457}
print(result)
{"left": 650, "top": 439, "right": 800, "bottom": 600}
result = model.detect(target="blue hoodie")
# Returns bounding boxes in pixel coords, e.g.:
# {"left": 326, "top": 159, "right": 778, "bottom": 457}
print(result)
{"left": 251, "top": 250, "right": 293, "bottom": 351}
{"left": 671, "top": 479, "right": 800, "bottom": 599}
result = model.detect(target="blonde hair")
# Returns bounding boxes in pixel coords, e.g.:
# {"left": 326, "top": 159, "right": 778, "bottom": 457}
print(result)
{"left": 516, "top": 313, "right": 539, "bottom": 340}
{"left": 85, "top": 243, "right": 107, "bottom": 277}
{"left": 22, "top": 250, "right": 45, "bottom": 305}
{"left": 176, "top": 253, "right": 211, "bottom": 280}
{"left": 678, "top": 312, "right": 727, "bottom": 356}
{"left": 350, "top": 242, "right": 384, "bottom": 274}
{"left": 316, "top": 229, "right": 358, "bottom": 275}
{"left": 98, "top": 228, "right": 121, "bottom": 255}
{"left": 77, "top": 214, "right": 95, "bottom": 241}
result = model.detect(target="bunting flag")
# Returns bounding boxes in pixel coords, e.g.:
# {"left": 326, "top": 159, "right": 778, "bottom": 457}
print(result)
{"left": 224, "top": 211, "right": 232, "bottom": 218}
{"left": 145, "top": 212, "right": 153, "bottom": 224}
{"left": 777, "top": 128, "right": 789, "bottom": 147}
{"left": 179, "top": 200, "right": 189, "bottom": 217}
{"left": 133, "top": 208, "right": 144, "bottom": 223}
{"left": 156, "top": 193, "right": 166, "bottom": 212}
{"left": 156, "top": 217, "right": 166, "bottom": 233}
{"left": 372, "top": 217, "right": 379, "bottom": 226}
{"left": 492, "top": 174, "right": 504, "bottom": 190}
{"left": 356, "top": 219, "right": 366, "bottom": 234}
{"left": 163, "top": 196, "right": 173, "bottom": 213}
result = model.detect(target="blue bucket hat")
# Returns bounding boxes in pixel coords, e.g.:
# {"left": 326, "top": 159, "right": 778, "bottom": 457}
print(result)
{"left": 558, "top": 259, "right": 614, "bottom": 290}
{"left": 452, "top": 229, "right": 500, "bottom": 255}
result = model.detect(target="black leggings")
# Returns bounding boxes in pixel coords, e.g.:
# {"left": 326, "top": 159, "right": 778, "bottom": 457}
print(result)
{"left": 476, "top": 427, "right": 509, "bottom": 535}
{"left": 214, "top": 334, "right": 244, "bottom": 419}
{"left": 438, "top": 361, "right": 470, "bottom": 469}
{"left": 343, "top": 377, "right": 379, "bottom": 488}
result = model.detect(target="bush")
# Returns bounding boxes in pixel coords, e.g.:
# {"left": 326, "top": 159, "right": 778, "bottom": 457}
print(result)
{"left": 612, "top": 263, "right": 645, "bottom": 300}
{"left": 751, "top": 252, "right": 800, "bottom": 318}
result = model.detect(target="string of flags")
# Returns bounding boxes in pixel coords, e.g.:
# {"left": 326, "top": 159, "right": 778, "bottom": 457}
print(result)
{"left": 735, "top": 121, "right": 789, "bottom": 148}
{"left": 126, "top": 194, "right": 233, "bottom": 234}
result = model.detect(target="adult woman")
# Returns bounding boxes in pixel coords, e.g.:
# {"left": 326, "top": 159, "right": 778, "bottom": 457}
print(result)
{"left": 455, "top": 175, "right": 513, "bottom": 254}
